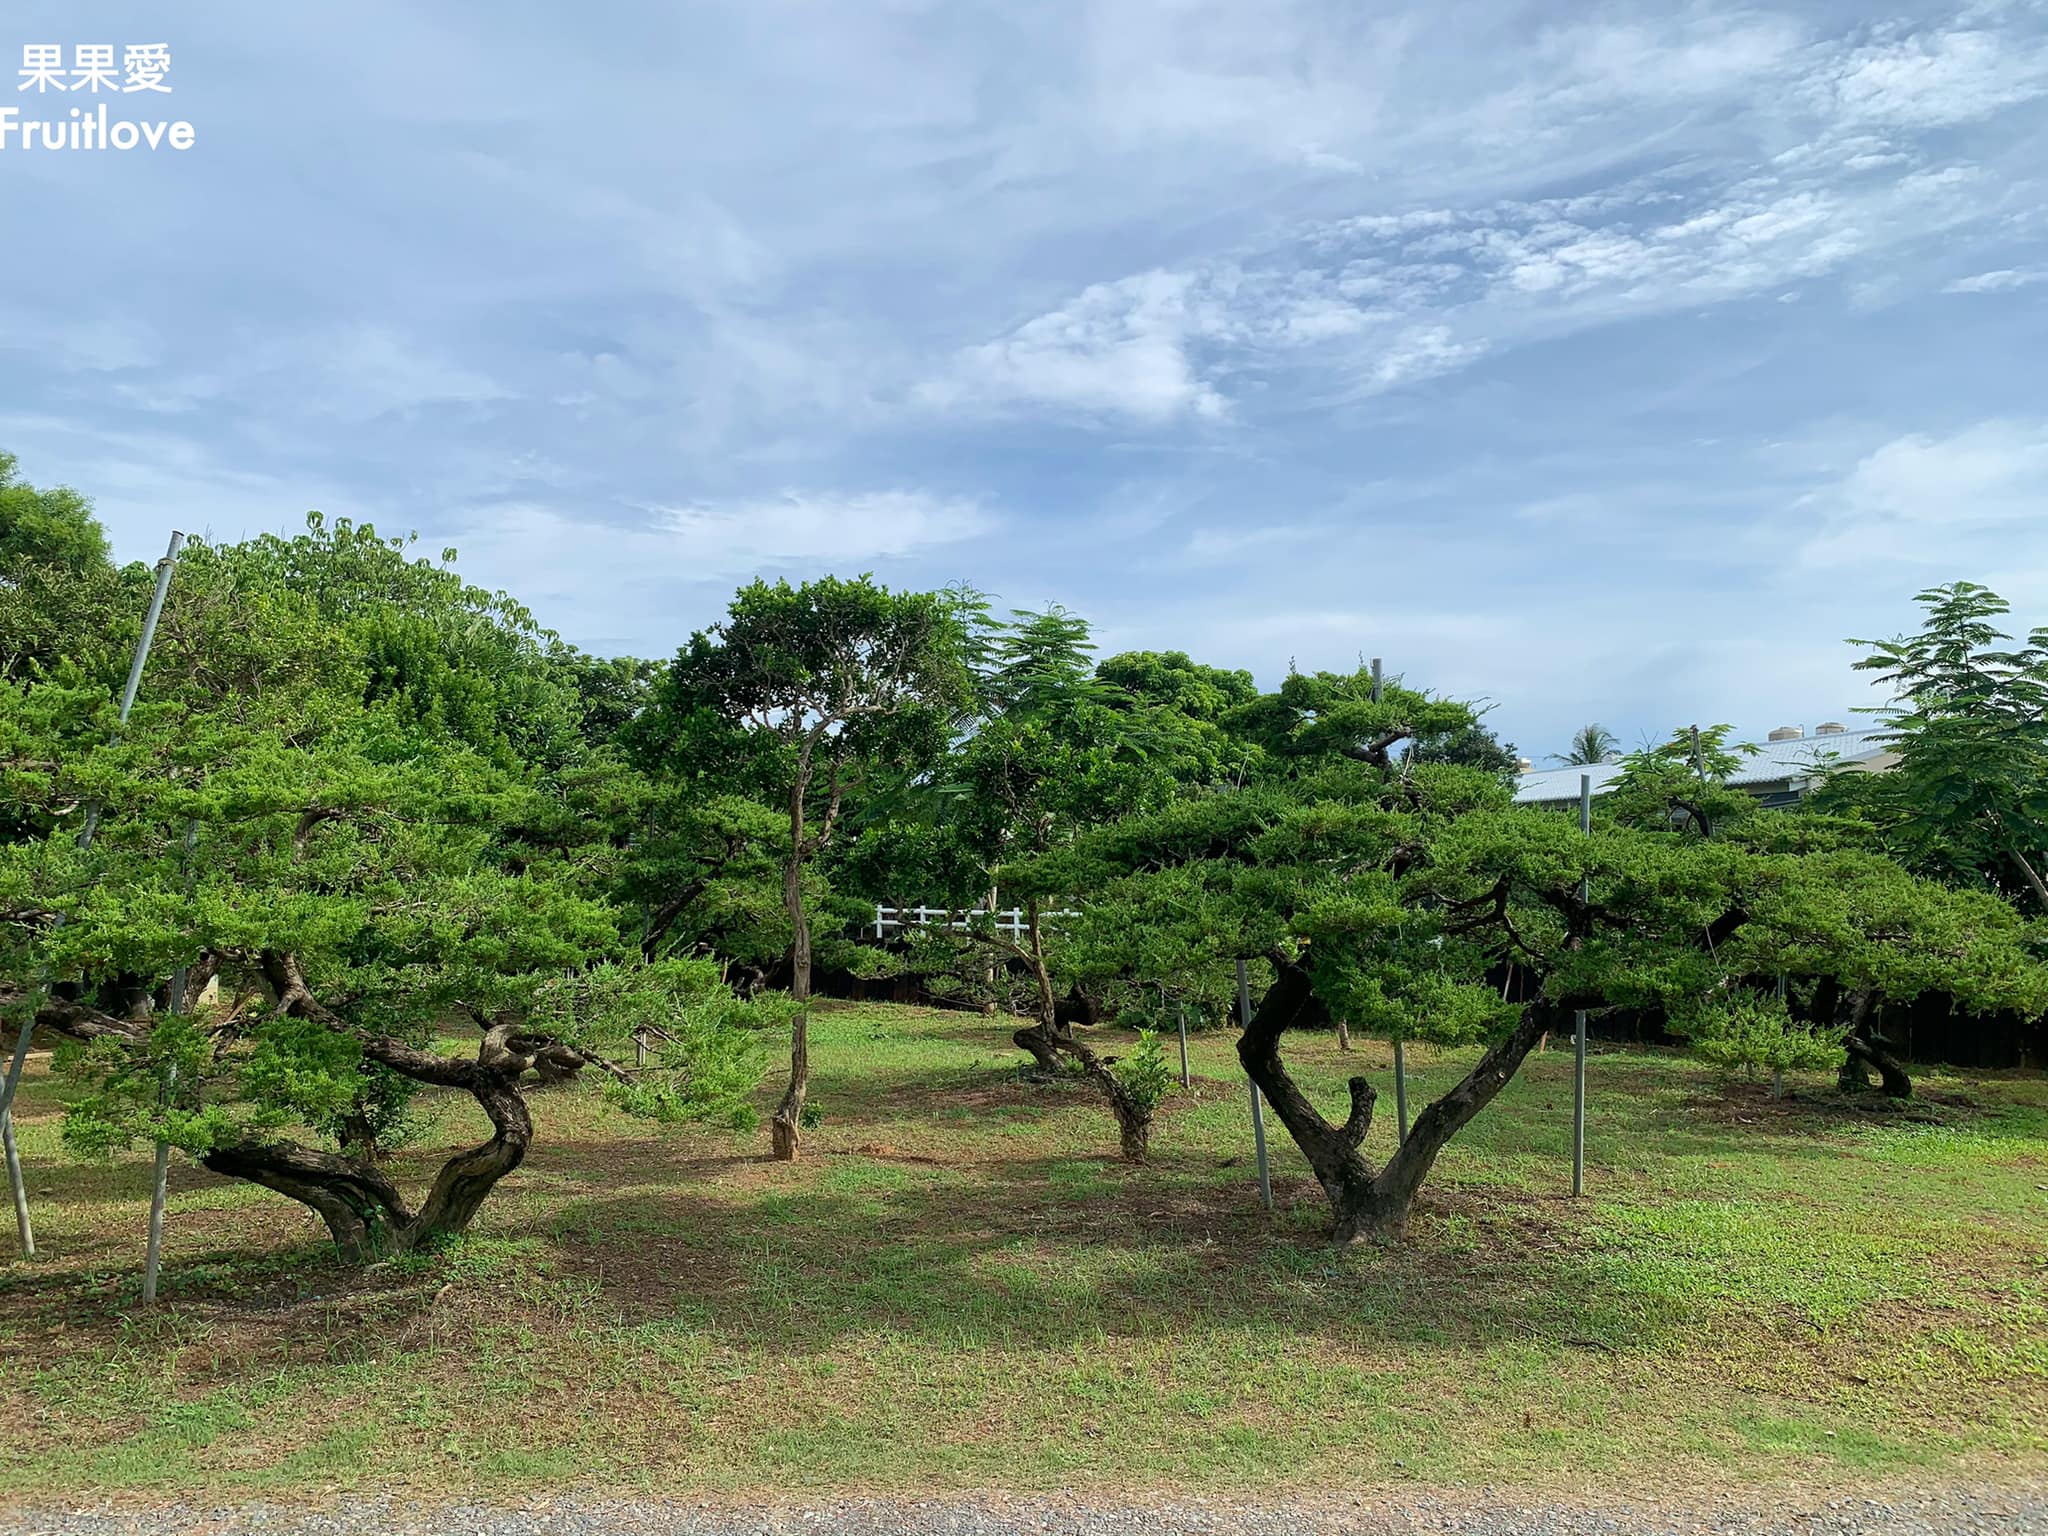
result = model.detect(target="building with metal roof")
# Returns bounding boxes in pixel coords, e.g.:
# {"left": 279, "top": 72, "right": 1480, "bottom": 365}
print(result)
{"left": 1512, "top": 723, "right": 1898, "bottom": 809}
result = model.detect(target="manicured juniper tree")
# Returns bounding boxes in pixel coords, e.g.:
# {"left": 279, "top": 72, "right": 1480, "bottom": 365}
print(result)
{"left": 631, "top": 576, "right": 975, "bottom": 1159}
{"left": 1011, "top": 669, "right": 2048, "bottom": 1241}
{"left": 0, "top": 522, "right": 781, "bottom": 1263}
{"left": 1601, "top": 720, "right": 2035, "bottom": 1101}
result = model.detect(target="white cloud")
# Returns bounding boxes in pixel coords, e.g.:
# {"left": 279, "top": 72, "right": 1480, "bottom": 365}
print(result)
{"left": 320, "top": 327, "right": 510, "bottom": 417}
{"left": 1945, "top": 267, "right": 2048, "bottom": 293}
{"left": 1809, "top": 25, "right": 2048, "bottom": 128}
{"left": 1799, "top": 420, "right": 2048, "bottom": 567}
{"left": 657, "top": 490, "right": 995, "bottom": 574}
{"left": 917, "top": 271, "right": 1231, "bottom": 423}
{"left": 426, "top": 490, "right": 995, "bottom": 650}
{"left": 916, "top": 11, "right": 2039, "bottom": 428}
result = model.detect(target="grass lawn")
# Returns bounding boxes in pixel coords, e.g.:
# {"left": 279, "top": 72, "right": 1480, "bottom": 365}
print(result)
{"left": 2, "top": 1000, "right": 2045, "bottom": 1499}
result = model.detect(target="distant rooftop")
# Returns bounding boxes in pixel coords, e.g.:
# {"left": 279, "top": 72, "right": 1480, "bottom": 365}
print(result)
{"left": 1513, "top": 725, "right": 1895, "bottom": 806}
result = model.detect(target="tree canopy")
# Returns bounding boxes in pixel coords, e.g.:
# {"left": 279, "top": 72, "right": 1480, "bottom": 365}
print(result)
{"left": 4, "top": 456, "right": 2043, "bottom": 1271}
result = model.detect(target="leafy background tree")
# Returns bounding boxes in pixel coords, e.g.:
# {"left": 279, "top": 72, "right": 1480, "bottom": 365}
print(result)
{"left": 1817, "top": 582, "right": 2048, "bottom": 914}
{"left": 629, "top": 576, "right": 975, "bottom": 1159}
{"left": 1554, "top": 722, "right": 1619, "bottom": 766}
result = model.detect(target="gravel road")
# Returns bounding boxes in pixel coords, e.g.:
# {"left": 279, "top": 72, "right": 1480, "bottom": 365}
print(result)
{"left": 5, "top": 1488, "right": 2047, "bottom": 1536}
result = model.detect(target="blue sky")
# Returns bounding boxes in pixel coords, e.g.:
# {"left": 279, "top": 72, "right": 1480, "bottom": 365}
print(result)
{"left": 3, "top": 2, "right": 2046, "bottom": 761}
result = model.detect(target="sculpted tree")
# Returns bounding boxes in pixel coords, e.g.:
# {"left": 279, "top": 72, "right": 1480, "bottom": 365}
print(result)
{"left": 633, "top": 576, "right": 973, "bottom": 1159}
{"left": 1014, "top": 671, "right": 2048, "bottom": 1241}
{"left": 1, "top": 523, "right": 777, "bottom": 1263}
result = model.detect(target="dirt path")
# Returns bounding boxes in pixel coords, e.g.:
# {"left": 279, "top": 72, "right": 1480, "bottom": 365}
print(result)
{"left": 7, "top": 1487, "right": 2047, "bottom": 1536}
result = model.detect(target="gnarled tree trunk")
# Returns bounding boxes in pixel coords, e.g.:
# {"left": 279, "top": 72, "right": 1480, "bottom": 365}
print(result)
{"left": 28, "top": 955, "right": 552, "bottom": 1266}
{"left": 1056, "top": 1033, "right": 1153, "bottom": 1163}
{"left": 1009, "top": 899, "right": 1073, "bottom": 1076}
{"left": 202, "top": 1070, "right": 531, "bottom": 1262}
{"left": 1833, "top": 987, "right": 1912, "bottom": 1099}
{"left": 1236, "top": 956, "right": 1561, "bottom": 1241}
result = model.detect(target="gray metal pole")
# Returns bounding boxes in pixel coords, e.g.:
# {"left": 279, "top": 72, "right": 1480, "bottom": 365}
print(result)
{"left": 1573, "top": 772, "right": 1591, "bottom": 1198}
{"left": 139, "top": 1064, "right": 175, "bottom": 1303}
{"left": 1370, "top": 657, "right": 1383, "bottom": 702}
{"left": 76, "top": 531, "right": 186, "bottom": 850}
{"left": 1393, "top": 1039, "right": 1409, "bottom": 1143}
{"left": 1174, "top": 998, "right": 1190, "bottom": 1089}
{"left": 0, "top": 531, "right": 185, "bottom": 1259}
{"left": 1237, "top": 959, "right": 1271, "bottom": 1212}
{"left": 1772, "top": 974, "right": 1788, "bottom": 1099}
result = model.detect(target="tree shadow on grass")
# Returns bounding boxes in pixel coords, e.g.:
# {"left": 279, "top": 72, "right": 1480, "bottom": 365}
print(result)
{"left": 10, "top": 1044, "right": 2038, "bottom": 1372}
{"left": 496, "top": 1146, "right": 1690, "bottom": 1363}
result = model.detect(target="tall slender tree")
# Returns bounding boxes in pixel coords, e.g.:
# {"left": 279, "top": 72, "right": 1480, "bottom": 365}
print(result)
{"left": 632, "top": 576, "right": 974, "bottom": 1159}
{"left": 1819, "top": 582, "right": 2048, "bottom": 914}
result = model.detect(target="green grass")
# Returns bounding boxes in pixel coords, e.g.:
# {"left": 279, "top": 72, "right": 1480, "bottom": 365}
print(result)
{"left": 2, "top": 1001, "right": 2045, "bottom": 1498}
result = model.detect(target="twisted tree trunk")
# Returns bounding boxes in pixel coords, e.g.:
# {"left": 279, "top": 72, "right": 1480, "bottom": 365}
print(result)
{"left": 1008, "top": 899, "right": 1073, "bottom": 1076}
{"left": 25, "top": 955, "right": 553, "bottom": 1265}
{"left": 1235, "top": 956, "right": 1560, "bottom": 1241}
{"left": 1833, "top": 987, "right": 1912, "bottom": 1099}
{"left": 1055, "top": 1033, "right": 1154, "bottom": 1163}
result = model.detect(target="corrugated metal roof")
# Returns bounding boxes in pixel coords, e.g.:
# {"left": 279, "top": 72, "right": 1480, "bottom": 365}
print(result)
{"left": 1512, "top": 726, "right": 1893, "bottom": 805}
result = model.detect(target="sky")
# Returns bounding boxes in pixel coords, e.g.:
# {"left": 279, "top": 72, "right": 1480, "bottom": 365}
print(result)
{"left": 2, "top": 2, "right": 2046, "bottom": 762}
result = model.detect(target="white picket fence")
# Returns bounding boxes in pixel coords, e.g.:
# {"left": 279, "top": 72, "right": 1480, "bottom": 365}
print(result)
{"left": 871, "top": 904, "right": 1077, "bottom": 939}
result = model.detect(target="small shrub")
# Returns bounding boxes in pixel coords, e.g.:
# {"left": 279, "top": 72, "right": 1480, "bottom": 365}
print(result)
{"left": 1690, "top": 992, "right": 1845, "bottom": 1082}
{"left": 1110, "top": 1029, "right": 1175, "bottom": 1117}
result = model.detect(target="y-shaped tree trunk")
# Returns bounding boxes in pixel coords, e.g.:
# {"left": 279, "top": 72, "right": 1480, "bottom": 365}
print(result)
{"left": 202, "top": 1067, "right": 532, "bottom": 1262}
{"left": 27, "top": 954, "right": 565, "bottom": 1265}
{"left": 1235, "top": 956, "right": 1560, "bottom": 1241}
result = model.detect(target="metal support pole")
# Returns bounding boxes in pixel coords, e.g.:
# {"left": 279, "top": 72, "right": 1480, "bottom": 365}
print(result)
{"left": 1370, "top": 657, "right": 1383, "bottom": 703}
{"left": 75, "top": 531, "right": 186, "bottom": 850}
{"left": 0, "top": 532, "right": 184, "bottom": 1261}
{"left": 1572, "top": 772, "right": 1591, "bottom": 1198}
{"left": 635, "top": 1029, "right": 647, "bottom": 1068}
{"left": 140, "top": 1065, "right": 175, "bottom": 1304}
{"left": 1174, "top": 995, "right": 1189, "bottom": 1089}
{"left": 1237, "top": 959, "right": 1271, "bottom": 1211}
{"left": 1393, "top": 1040, "right": 1409, "bottom": 1143}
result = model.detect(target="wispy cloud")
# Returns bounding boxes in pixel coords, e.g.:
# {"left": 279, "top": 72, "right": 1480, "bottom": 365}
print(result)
{"left": 1945, "top": 267, "right": 2048, "bottom": 293}
{"left": 5, "top": 0, "right": 2048, "bottom": 754}
{"left": 1799, "top": 420, "right": 2048, "bottom": 568}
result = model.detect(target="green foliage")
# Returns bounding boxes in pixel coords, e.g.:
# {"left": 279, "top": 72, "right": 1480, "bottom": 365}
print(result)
{"left": 0, "top": 451, "right": 108, "bottom": 575}
{"left": 1554, "top": 722, "right": 1618, "bottom": 766}
{"left": 0, "top": 454, "right": 140, "bottom": 689}
{"left": 1408, "top": 714, "right": 1520, "bottom": 785}
{"left": 5, "top": 494, "right": 783, "bottom": 1251}
{"left": 1603, "top": 724, "right": 1760, "bottom": 839}
{"left": 1108, "top": 1028, "right": 1175, "bottom": 1116}
{"left": 530, "top": 960, "right": 779, "bottom": 1130}
{"left": 55, "top": 1014, "right": 239, "bottom": 1161}
{"left": 1683, "top": 990, "right": 1846, "bottom": 1078}
{"left": 1816, "top": 582, "right": 2048, "bottom": 914}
